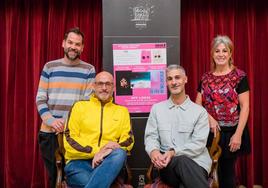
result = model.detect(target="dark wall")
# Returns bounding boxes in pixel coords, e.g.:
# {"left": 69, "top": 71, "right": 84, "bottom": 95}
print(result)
{"left": 102, "top": 0, "right": 180, "bottom": 186}
{"left": 103, "top": 0, "right": 180, "bottom": 73}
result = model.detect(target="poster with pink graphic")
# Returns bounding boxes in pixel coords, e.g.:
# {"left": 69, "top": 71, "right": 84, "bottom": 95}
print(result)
{"left": 113, "top": 43, "right": 167, "bottom": 113}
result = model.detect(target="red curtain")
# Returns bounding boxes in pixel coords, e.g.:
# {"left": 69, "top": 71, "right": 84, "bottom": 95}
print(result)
{"left": 0, "top": 0, "right": 267, "bottom": 187}
{"left": 181, "top": 0, "right": 268, "bottom": 187}
{"left": 0, "top": 0, "right": 102, "bottom": 187}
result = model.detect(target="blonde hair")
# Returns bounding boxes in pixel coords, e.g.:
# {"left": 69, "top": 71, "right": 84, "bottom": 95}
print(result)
{"left": 210, "top": 35, "right": 234, "bottom": 70}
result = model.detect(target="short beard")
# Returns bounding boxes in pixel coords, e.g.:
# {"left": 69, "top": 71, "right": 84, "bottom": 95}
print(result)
{"left": 64, "top": 48, "right": 80, "bottom": 61}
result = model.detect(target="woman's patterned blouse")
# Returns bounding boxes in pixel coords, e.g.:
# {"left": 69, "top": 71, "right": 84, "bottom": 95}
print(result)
{"left": 198, "top": 68, "right": 249, "bottom": 127}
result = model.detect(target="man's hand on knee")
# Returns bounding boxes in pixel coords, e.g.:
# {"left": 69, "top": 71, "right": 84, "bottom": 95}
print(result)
{"left": 103, "top": 141, "right": 120, "bottom": 150}
{"left": 92, "top": 152, "right": 103, "bottom": 168}
{"left": 162, "top": 149, "right": 175, "bottom": 167}
{"left": 92, "top": 148, "right": 113, "bottom": 168}
{"left": 150, "top": 150, "right": 166, "bottom": 169}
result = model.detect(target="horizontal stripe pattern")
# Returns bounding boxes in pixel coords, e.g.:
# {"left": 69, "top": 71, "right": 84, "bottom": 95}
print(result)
{"left": 38, "top": 80, "right": 94, "bottom": 90}
{"left": 48, "top": 104, "right": 74, "bottom": 112}
{"left": 46, "top": 60, "right": 93, "bottom": 69}
{"left": 47, "top": 87, "right": 89, "bottom": 93}
{"left": 47, "top": 76, "right": 94, "bottom": 83}
{"left": 36, "top": 58, "right": 95, "bottom": 126}
{"left": 46, "top": 98, "right": 79, "bottom": 106}
{"left": 48, "top": 71, "right": 94, "bottom": 79}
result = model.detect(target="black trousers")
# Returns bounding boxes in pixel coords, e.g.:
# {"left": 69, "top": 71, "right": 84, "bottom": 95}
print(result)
{"left": 218, "top": 157, "right": 237, "bottom": 188}
{"left": 38, "top": 131, "right": 58, "bottom": 188}
{"left": 160, "top": 155, "right": 208, "bottom": 188}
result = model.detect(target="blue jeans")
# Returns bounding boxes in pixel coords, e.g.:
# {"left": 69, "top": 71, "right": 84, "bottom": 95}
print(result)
{"left": 64, "top": 148, "right": 127, "bottom": 188}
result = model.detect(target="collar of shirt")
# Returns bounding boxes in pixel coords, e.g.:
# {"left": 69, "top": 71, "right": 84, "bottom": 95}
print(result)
{"left": 167, "top": 95, "right": 191, "bottom": 111}
{"left": 90, "top": 94, "right": 114, "bottom": 106}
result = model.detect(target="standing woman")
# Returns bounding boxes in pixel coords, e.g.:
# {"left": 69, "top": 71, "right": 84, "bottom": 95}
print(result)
{"left": 196, "top": 35, "right": 251, "bottom": 188}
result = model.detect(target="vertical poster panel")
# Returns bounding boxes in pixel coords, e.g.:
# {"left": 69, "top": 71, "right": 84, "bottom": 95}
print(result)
{"left": 103, "top": 0, "right": 180, "bottom": 74}
{"left": 103, "top": 0, "right": 180, "bottom": 187}
{"left": 113, "top": 43, "right": 167, "bottom": 113}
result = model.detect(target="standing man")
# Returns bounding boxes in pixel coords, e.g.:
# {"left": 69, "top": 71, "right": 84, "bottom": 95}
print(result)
{"left": 64, "top": 71, "right": 134, "bottom": 188}
{"left": 36, "top": 27, "right": 95, "bottom": 187}
{"left": 144, "top": 64, "right": 211, "bottom": 188}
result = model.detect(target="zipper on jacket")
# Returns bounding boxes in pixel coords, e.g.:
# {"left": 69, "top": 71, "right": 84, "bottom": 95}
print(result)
{"left": 98, "top": 105, "right": 104, "bottom": 147}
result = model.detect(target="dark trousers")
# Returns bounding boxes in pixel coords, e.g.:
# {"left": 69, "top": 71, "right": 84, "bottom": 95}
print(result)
{"left": 38, "top": 131, "right": 58, "bottom": 188}
{"left": 218, "top": 157, "right": 237, "bottom": 188}
{"left": 160, "top": 155, "right": 208, "bottom": 188}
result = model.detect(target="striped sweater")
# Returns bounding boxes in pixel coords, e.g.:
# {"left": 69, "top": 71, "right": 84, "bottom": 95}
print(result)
{"left": 36, "top": 58, "right": 95, "bottom": 127}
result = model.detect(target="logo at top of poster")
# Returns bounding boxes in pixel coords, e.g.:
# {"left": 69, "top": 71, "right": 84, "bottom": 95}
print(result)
{"left": 129, "top": 1, "right": 154, "bottom": 30}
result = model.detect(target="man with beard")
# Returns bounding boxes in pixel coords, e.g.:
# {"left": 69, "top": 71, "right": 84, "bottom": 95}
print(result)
{"left": 144, "top": 64, "right": 211, "bottom": 188}
{"left": 63, "top": 71, "right": 134, "bottom": 188}
{"left": 36, "top": 27, "right": 95, "bottom": 188}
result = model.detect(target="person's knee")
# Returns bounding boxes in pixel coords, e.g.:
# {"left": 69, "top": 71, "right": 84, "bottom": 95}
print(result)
{"left": 111, "top": 148, "right": 127, "bottom": 161}
{"left": 172, "top": 155, "right": 194, "bottom": 170}
{"left": 174, "top": 155, "right": 190, "bottom": 164}
{"left": 64, "top": 161, "right": 91, "bottom": 187}
{"left": 69, "top": 173, "right": 90, "bottom": 187}
{"left": 104, "top": 148, "right": 127, "bottom": 169}
{"left": 176, "top": 155, "right": 189, "bottom": 160}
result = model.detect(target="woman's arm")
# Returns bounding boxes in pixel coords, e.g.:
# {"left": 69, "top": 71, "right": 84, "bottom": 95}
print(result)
{"left": 229, "top": 91, "right": 250, "bottom": 152}
{"left": 195, "top": 92, "right": 219, "bottom": 137}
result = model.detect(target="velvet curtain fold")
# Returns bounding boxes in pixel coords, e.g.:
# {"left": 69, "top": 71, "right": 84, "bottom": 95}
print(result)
{"left": 0, "top": 0, "right": 102, "bottom": 187}
{"left": 180, "top": 0, "right": 268, "bottom": 187}
{"left": 0, "top": 0, "right": 267, "bottom": 187}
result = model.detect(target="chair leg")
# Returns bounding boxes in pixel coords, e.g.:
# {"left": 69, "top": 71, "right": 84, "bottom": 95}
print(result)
{"left": 125, "top": 162, "right": 132, "bottom": 184}
{"left": 146, "top": 163, "right": 154, "bottom": 184}
{"left": 55, "top": 161, "right": 62, "bottom": 188}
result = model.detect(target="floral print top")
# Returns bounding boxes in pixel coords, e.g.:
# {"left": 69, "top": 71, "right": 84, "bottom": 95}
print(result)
{"left": 198, "top": 68, "right": 249, "bottom": 127}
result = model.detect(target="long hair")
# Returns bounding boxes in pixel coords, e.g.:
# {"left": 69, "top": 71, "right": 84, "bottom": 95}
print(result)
{"left": 210, "top": 35, "right": 234, "bottom": 71}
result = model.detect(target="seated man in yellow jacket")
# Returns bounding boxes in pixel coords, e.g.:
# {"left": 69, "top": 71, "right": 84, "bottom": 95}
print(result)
{"left": 63, "top": 71, "right": 134, "bottom": 188}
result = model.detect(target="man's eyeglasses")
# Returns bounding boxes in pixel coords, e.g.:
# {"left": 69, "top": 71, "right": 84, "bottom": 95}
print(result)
{"left": 95, "top": 82, "right": 114, "bottom": 88}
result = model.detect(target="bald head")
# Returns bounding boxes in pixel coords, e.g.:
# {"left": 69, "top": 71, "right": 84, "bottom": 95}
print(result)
{"left": 95, "top": 71, "right": 113, "bottom": 83}
{"left": 94, "top": 71, "right": 114, "bottom": 103}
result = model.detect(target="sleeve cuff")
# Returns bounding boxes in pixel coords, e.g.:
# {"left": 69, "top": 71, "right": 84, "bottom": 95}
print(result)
{"left": 46, "top": 117, "right": 56, "bottom": 126}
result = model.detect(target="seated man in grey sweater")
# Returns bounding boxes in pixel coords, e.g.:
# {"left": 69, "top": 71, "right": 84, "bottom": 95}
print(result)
{"left": 144, "top": 64, "right": 211, "bottom": 188}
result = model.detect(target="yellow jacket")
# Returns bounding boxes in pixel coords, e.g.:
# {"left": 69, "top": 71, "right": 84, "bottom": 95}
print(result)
{"left": 64, "top": 94, "right": 134, "bottom": 163}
